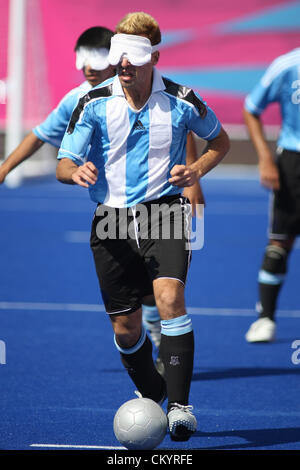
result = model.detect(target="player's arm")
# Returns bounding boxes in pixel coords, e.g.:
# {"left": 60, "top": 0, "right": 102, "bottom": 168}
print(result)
{"left": 0, "top": 93, "right": 69, "bottom": 183}
{"left": 0, "top": 131, "right": 44, "bottom": 184}
{"left": 169, "top": 127, "right": 230, "bottom": 186}
{"left": 56, "top": 99, "right": 97, "bottom": 188}
{"left": 183, "top": 132, "right": 206, "bottom": 216}
{"left": 56, "top": 159, "right": 98, "bottom": 188}
{"left": 243, "top": 108, "right": 280, "bottom": 190}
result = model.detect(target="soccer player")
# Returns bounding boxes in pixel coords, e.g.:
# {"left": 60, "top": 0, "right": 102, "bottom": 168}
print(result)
{"left": 0, "top": 24, "right": 206, "bottom": 368}
{"left": 56, "top": 12, "right": 230, "bottom": 440}
{"left": 0, "top": 26, "right": 115, "bottom": 183}
{"left": 244, "top": 47, "right": 300, "bottom": 343}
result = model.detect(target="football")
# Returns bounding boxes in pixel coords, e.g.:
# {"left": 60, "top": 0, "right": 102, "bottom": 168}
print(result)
{"left": 113, "top": 395, "right": 168, "bottom": 450}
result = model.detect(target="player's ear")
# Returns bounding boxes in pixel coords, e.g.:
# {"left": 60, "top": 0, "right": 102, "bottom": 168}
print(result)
{"left": 151, "top": 51, "right": 159, "bottom": 65}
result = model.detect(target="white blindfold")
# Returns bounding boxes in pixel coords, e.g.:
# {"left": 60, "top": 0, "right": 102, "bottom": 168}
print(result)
{"left": 76, "top": 47, "right": 110, "bottom": 71}
{"left": 108, "top": 34, "right": 159, "bottom": 66}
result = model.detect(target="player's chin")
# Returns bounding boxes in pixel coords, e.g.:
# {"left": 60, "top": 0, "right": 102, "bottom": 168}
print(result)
{"left": 119, "top": 74, "right": 135, "bottom": 87}
{"left": 86, "top": 77, "right": 101, "bottom": 87}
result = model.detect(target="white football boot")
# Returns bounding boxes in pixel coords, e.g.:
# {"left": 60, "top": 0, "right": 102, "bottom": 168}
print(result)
{"left": 245, "top": 317, "right": 276, "bottom": 343}
{"left": 167, "top": 403, "right": 197, "bottom": 441}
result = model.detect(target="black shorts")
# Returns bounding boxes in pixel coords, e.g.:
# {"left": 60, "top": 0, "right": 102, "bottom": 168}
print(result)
{"left": 90, "top": 195, "right": 192, "bottom": 315}
{"left": 269, "top": 148, "right": 300, "bottom": 240}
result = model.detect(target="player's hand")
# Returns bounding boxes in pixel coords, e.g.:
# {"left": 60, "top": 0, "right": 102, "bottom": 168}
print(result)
{"left": 259, "top": 160, "right": 280, "bottom": 190}
{"left": 71, "top": 161, "right": 98, "bottom": 188}
{"left": 169, "top": 165, "right": 198, "bottom": 188}
{"left": 183, "top": 181, "right": 205, "bottom": 217}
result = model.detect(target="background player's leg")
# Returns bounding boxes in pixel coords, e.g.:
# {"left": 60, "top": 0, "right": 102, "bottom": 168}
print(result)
{"left": 246, "top": 238, "right": 295, "bottom": 342}
{"left": 142, "top": 294, "right": 164, "bottom": 376}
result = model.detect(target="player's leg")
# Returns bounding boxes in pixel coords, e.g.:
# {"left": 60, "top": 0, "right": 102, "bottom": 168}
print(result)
{"left": 246, "top": 149, "right": 299, "bottom": 342}
{"left": 142, "top": 295, "right": 161, "bottom": 349}
{"left": 142, "top": 195, "right": 196, "bottom": 440}
{"left": 90, "top": 205, "right": 166, "bottom": 403}
{"left": 153, "top": 277, "right": 196, "bottom": 441}
{"left": 109, "top": 308, "right": 166, "bottom": 404}
{"left": 141, "top": 294, "right": 164, "bottom": 376}
{"left": 246, "top": 237, "right": 294, "bottom": 343}
{"left": 153, "top": 278, "right": 194, "bottom": 406}
{"left": 258, "top": 238, "right": 294, "bottom": 320}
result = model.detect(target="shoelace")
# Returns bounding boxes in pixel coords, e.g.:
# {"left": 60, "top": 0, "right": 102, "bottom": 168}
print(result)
{"left": 169, "top": 403, "right": 194, "bottom": 414}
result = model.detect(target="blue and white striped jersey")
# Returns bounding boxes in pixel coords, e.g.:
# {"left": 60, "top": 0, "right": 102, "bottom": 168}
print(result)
{"left": 58, "top": 68, "right": 221, "bottom": 208}
{"left": 245, "top": 47, "right": 300, "bottom": 152}
{"left": 33, "top": 81, "right": 92, "bottom": 147}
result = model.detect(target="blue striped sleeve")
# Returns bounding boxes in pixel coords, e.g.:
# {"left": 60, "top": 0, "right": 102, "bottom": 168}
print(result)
{"left": 58, "top": 102, "right": 95, "bottom": 166}
{"left": 187, "top": 93, "right": 221, "bottom": 141}
{"left": 33, "top": 91, "right": 80, "bottom": 147}
{"left": 245, "top": 64, "right": 283, "bottom": 115}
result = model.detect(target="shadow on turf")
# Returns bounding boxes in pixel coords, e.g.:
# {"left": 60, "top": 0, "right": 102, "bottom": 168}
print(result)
{"left": 192, "top": 426, "right": 300, "bottom": 450}
{"left": 192, "top": 367, "right": 300, "bottom": 381}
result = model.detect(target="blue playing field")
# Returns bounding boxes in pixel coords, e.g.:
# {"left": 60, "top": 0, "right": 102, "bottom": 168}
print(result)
{"left": 0, "top": 168, "right": 299, "bottom": 451}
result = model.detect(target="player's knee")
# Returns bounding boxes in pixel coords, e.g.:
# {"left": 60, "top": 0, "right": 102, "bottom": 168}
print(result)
{"left": 114, "top": 325, "right": 146, "bottom": 354}
{"left": 262, "top": 244, "right": 288, "bottom": 273}
{"left": 259, "top": 244, "right": 288, "bottom": 285}
{"left": 141, "top": 294, "right": 156, "bottom": 307}
{"left": 114, "top": 328, "right": 142, "bottom": 351}
{"left": 155, "top": 286, "right": 184, "bottom": 317}
{"left": 111, "top": 312, "right": 142, "bottom": 349}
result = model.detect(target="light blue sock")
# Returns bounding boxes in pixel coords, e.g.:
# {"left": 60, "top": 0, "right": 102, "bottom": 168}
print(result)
{"left": 142, "top": 304, "right": 160, "bottom": 323}
{"left": 161, "top": 314, "right": 193, "bottom": 336}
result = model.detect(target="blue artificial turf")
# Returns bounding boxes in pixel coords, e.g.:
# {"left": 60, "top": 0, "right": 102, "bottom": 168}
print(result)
{"left": 0, "top": 174, "right": 299, "bottom": 451}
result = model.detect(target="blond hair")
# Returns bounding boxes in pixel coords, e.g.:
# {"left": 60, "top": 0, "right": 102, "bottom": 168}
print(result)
{"left": 115, "top": 12, "right": 161, "bottom": 46}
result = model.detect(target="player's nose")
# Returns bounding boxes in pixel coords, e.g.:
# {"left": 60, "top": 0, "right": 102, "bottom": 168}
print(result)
{"left": 120, "top": 56, "right": 132, "bottom": 68}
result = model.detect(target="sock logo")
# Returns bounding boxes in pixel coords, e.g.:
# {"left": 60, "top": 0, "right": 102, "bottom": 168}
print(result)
{"left": 169, "top": 355, "right": 180, "bottom": 366}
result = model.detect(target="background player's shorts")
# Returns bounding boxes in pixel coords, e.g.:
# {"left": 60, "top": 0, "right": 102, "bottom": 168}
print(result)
{"left": 269, "top": 148, "right": 300, "bottom": 240}
{"left": 90, "top": 195, "right": 192, "bottom": 315}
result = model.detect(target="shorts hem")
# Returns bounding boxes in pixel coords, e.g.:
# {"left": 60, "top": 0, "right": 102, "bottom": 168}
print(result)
{"left": 106, "top": 306, "right": 141, "bottom": 315}
{"left": 154, "top": 276, "right": 185, "bottom": 286}
{"left": 268, "top": 232, "right": 289, "bottom": 240}
{"left": 269, "top": 232, "right": 299, "bottom": 240}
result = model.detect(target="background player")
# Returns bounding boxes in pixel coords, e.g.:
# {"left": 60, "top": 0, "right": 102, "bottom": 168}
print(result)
{"left": 243, "top": 47, "right": 300, "bottom": 342}
{"left": 0, "top": 26, "right": 115, "bottom": 183}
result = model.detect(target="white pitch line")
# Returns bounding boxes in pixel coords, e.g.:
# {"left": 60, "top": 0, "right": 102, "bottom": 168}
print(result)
{"left": 64, "top": 232, "right": 300, "bottom": 245}
{"left": 64, "top": 231, "right": 90, "bottom": 243}
{"left": 0, "top": 301, "right": 106, "bottom": 312}
{"left": 0, "top": 301, "right": 300, "bottom": 317}
{"left": 30, "top": 444, "right": 125, "bottom": 449}
{"left": 187, "top": 307, "right": 300, "bottom": 318}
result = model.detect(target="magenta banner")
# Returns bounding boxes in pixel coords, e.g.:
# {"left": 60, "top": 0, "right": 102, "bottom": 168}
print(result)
{"left": 1, "top": 0, "right": 300, "bottom": 129}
